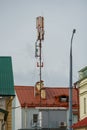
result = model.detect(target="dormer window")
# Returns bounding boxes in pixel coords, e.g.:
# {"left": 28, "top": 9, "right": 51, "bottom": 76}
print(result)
{"left": 59, "top": 95, "right": 68, "bottom": 102}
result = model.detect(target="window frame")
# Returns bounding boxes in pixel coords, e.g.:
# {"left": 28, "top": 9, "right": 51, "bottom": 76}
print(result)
{"left": 33, "top": 114, "right": 38, "bottom": 123}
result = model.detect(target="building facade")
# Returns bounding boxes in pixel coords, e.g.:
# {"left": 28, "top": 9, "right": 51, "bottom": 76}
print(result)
{"left": 0, "top": 57, "right": 15, "bottom": 130}
{"left": 15, "top": 83, "right": 79, "bottom": 130}
{"left": 73, "top": 66, "right": 87, "bottom": 130}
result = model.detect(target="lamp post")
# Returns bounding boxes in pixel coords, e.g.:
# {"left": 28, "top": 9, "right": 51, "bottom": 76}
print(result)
{"left": 69, "top": 29, "right": 76, "bottom": 130}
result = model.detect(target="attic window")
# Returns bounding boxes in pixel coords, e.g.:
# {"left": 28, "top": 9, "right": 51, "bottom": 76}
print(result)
{"left": 59, "top": 95, "right": 68, "bottom": 102}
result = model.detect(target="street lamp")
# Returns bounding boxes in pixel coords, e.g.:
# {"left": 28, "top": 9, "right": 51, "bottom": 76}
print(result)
{"left": 69, "top": 29, "right": 76, "bottom": 130}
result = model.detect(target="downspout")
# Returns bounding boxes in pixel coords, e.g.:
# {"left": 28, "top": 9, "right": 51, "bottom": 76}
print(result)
{"left": 7, "top": 96, "right": 14, "bottom": 106}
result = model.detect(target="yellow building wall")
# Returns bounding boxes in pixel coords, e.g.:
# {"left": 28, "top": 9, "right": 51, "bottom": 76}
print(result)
{"left": 79, "top": 78, "right": 87, "bottom": 120}
{"left": 73, "top": 69, "right": 87, "bottom": 130}
{"left": 74, "top": 127, "right": 87, "bottom": 130}
{"left": 6, "top": 97, "right": 13, "bottom": 130}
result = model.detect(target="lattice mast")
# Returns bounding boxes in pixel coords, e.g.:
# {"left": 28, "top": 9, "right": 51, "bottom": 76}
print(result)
{"left": 35, "top": 16, "right": 44, "bottom": 105}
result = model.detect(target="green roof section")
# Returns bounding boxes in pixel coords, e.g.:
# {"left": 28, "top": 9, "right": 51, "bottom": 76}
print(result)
{"left": 78, "top": 66, "right": 87, "bottom": 80}
{"left": 79, "top": 66, "right": 87, "bottom": 72}
{"left": 0, "top": 56, "right": 15, "bottom": 96}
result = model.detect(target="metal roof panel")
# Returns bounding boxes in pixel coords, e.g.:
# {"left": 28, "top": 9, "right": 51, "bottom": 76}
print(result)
{"left": 0, "top": 56, "right": 15, "bottom": 96}
{"left": 15, "top": 86, "right": 78, "bottom": 108}
{"left": 72, "top": 117, "right": 87, "bottom": 128}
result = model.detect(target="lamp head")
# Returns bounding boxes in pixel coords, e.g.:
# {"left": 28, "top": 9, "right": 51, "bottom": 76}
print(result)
{"left": 73, "top": 29, "right": 76, "bottom": 34}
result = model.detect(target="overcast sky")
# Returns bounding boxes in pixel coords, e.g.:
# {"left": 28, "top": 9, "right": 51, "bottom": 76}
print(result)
{"left": 0, "top": 0, "right": 87, "bottom": 87}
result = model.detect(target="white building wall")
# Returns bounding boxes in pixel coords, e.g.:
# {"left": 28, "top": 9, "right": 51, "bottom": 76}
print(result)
{"left": 21, "top": 108, "right": 71, "bottom": 129}
{"left": 15, "top": 93, "right": 22, "bottom": 130}
{"left": 41, "top": 109, "right": 67, "bottom": 128}
{"left": 22, "top": 108, "right": 39, "bottom": 129}
{"left": 15, "top": 106, "right": 78, "bottom": 129}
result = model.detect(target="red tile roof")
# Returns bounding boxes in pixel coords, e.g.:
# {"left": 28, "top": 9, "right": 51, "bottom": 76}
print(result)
{"left": 15, "top": 86, "right": 78, "bottom": 108}
{"left": 72, "top": 117, "right": 87, "bottom": 128}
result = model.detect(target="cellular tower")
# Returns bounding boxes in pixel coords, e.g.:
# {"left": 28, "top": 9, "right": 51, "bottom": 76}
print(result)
{"left": 35, "top": 16, "right": 45, "bottom": 104}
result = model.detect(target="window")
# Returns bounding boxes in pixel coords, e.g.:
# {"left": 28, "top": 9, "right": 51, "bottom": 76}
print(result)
{"left": 84, "top": 98, "right": 86, "bottom": 114}
{"left": 73, "top": 114, "right": 78, "bottom": 124}
{"left": 59, "top": 95, "right": 68, "bottom": 102}
{"left": 33, "top": 114, "right": 38, "bottom": 123}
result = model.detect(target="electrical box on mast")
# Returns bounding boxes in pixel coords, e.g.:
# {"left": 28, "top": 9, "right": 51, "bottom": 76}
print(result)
{"left": 36, "top": 16, "right": 44, "bottom": 41}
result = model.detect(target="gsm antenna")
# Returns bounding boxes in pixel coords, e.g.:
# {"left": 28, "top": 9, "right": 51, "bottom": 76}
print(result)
{"left": 35, "top": 16, "right": 45, "bottom": 106}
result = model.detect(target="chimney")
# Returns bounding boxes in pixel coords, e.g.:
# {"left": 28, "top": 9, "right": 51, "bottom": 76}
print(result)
{"left": 35, "top": 80, "right": 46, "bottom": 99}
{"left": 41, "top": 87, "right": 46, "bottom": 99}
